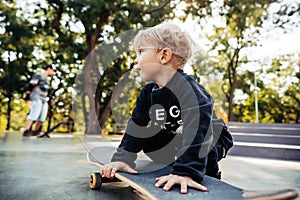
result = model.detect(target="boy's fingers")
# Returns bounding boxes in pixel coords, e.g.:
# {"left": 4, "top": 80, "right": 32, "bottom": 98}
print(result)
{"left": 101, "top": 165, "right": 113, "bottom": 178}
{"left": 180, "top": 181, "right": 188, "bottom": 194}
{"left": 188, "top": 181, "right": 208, "bottom": 192}
{"left": 127, "top": 167, "right": 138, "bottom": 174}
{"left": 122, "top": 165, "right": 138, "bottom": 174}
{"left": 101, "top": 162, "right": 138, "bottom": 178}
{"left": 163, "top": 179, "right": 176, "bottom": 191}
{"left": 155, "top": 176, "right": 166, "bottom": 188}
{"left": 100, "top": 167, "right": 107, "bottom": 177}
{"left": 104, "top": 168, "right": 112, "bottom": 178}
{"left": 155, "top": 174, "right": 208, "bottom": 193}
{"left": 110, "top": 167, "right": 118, "bottom": 177}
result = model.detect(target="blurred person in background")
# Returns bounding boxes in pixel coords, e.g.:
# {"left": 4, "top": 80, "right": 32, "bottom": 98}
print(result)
{"left": 23, "top": 64, "right": 55, "bottom": 136}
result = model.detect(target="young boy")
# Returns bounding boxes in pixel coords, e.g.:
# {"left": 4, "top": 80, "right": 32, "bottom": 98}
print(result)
{"left": 101, "top": 22, "right": 221, "bottom": 194}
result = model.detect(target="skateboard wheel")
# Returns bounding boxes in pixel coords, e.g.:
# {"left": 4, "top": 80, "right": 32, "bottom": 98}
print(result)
{"left": 90, "top": 173, "right": 102, "bottom": 190}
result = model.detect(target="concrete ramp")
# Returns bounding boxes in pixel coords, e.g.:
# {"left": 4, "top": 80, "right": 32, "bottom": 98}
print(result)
{"left": 227, "top": 123, "right": 300, "bottom": 161}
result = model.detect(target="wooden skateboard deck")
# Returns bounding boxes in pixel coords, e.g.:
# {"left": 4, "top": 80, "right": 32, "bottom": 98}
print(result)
{"left": 87, "top": 146, "right": 298, "bottom": 200}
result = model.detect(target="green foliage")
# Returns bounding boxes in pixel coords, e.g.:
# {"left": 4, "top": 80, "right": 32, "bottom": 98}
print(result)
{"left": 0, "top": 1, "right": 35, "bottom": 130}
{"left": 233, "top": 53, "right": 300, "bottom": 123}
{"left": 47, "top": 0, "right": 215, "bottom": 133}
{"left": 1, "top": 0, "right": 299, "bottom": 132}
{"left": 0, "top": 0, "right": 80, "bottom": 130}
{"left": 0, "top": 0, "right": 215, "bottom": 132}
{"left": 194, "top": 0, "right": 283, "bottom": 121}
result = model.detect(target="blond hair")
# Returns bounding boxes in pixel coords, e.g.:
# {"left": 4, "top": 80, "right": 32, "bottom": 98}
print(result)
{"left": 133, "top": 22, "right": 192, "bottom": 68}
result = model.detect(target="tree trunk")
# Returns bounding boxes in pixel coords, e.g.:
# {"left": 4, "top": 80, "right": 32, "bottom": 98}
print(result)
{"left": 228, "top": 72, "right": 237, "bottom": 121}
{"left": 82, "top": 14, "right": 109, "bottom": 134}
{"left": 6, "top": 98, "right": 11, "bottom": 131}
{"left": 227, "top": 46, "right": 240, "bottom": 121}
{"left": 81, "top": 93, "right": 88, "bottom": 131}
{"left": 228, "top": 92, "right": 234, "bottom": 122}
{"left": 98, "top": 66, "right": 132, "bottom": 128}
{"left": 296, "top": 111, "right": 300, "bottom": 124}
{"left": 83, "top": 51, "right": 101, "bottom": 134}
{"left": 98, "top": 77, "right": 126, "bottom": 128}
{"left": 99, "top": 98, "right": 112, "bottom": 128}
{"left": 228, "top": 85, "right": 235, "bottom": 121}
{"left": 95, "top": 84, "right": 102, "bottom": 123}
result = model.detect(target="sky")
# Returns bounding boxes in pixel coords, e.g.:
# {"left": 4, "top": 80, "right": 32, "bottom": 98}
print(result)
{"left": 247, "top": 28, "right": 300, "bottom": 61}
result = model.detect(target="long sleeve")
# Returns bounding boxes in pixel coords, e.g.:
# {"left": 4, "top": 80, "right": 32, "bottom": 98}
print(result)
{"left": 170, "top": 73, "right": 214, "bottom": 183}
{"left": 111, "top": 84, "right": 153, "bottom": 167}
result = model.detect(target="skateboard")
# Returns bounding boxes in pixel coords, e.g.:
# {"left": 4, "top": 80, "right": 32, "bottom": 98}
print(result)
{"left": 38, "top": 117, "right": 71, "bottom": 138}
{"left": 87, "top": 146, "right": 298, "bottom": 200}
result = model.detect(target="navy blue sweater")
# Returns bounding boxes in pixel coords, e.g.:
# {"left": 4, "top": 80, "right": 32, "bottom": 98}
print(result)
{"left": 111, "top": 69, "right": 214, "bottom": 183}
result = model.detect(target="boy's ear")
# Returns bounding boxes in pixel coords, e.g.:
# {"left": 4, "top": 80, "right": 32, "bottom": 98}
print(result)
{"left": 159, "top": 48, "right": 172, "bottom": 64}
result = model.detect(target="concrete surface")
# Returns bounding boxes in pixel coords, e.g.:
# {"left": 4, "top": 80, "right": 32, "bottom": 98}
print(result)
{"left": 0, "top": 131, "right": 299, "bottom": 200}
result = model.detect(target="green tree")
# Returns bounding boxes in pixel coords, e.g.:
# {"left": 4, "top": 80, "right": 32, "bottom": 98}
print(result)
{"left": 202, "top": 0, "right": 274, "bottom": 121}
{"left": 0, "top": 1, "right": 35, "bottom": 130}
{"left": 274, "top": 54, "right": 300, "bottom": 123}
{"left": 234, "top": 54, "right": 299, "bottom": 123}
{"left": 44, "top": 0, "right": 214, "bottom": 134}
{"left": 283, "top": 79, "right": 300, "bottom": 123}
{"left": 0, "top": 0, "right": 81, "bottom": 131}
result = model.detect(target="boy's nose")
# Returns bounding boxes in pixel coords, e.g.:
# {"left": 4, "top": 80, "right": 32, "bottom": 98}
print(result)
{"left": 134, "top": 57, "right": 138, "bottom": 65}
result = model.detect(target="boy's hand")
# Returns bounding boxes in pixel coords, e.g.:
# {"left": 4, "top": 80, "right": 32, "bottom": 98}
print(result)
{"left": 155, "top": 174, "right": 208, "bottom": 194}
{"left": 100, "top": 161, "right": 138, "bottom": 179}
